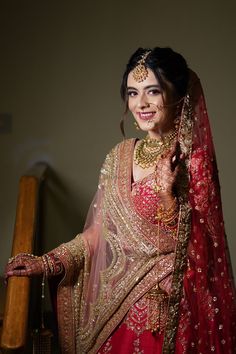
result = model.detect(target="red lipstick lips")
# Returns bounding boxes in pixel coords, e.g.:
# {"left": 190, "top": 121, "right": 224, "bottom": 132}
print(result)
{"left": 138, "top": 111, "right": 156, "bottom": 121}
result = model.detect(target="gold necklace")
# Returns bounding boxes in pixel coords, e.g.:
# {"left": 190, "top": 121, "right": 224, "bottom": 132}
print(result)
{"left": 134, "top": 130, "right": 177, "bottom": 169}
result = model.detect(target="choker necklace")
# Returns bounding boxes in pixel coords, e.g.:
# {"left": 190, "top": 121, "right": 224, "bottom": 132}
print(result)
{"left": 134, "top": 130, "right": 177, "bottom": 169}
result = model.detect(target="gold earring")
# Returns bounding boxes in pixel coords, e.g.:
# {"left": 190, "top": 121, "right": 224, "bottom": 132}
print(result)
{"left": 134, "top": 121, "right": 140, "bottom": 130}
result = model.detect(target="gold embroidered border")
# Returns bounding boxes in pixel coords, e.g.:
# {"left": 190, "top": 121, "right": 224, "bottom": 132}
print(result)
{"left": 162, "top": 92, "right": 194, "bottom": 353}
{"left": 162, "top": 205, "right": 191, "bottom": 353}
{"left": 54, "top": 237, "right": 86, "bottom": 353}
{"left": 55, "top": 245, "right": 79, "bottom": 353}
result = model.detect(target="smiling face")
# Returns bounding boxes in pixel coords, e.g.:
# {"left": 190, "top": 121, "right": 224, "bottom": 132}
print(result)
{"left": 127, "top": 68, "right": 176, "bottom": 138}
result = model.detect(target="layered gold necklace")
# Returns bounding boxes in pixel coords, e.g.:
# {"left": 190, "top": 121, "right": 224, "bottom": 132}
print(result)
{"left": 134, "top": 130, "right": 177, "bottom": 169}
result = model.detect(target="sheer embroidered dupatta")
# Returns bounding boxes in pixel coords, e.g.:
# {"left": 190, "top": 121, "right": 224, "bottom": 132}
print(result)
{"left": 54, "top": 142, "right": 178, "bottom": 353}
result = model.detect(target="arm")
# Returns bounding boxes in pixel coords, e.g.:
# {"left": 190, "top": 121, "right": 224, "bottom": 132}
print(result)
{"left": 155, "top": 141, "right": 183, "bottom": 210}
{"left": 5, "top": 234, "right": 85, "bottom": 280}
{"left": 5, "top": 149, "right": 112, "bottom": 281}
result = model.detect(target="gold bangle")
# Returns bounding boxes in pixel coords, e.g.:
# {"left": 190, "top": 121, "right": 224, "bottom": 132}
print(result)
{"left": 156, "top": 198, "right": 178, "bottom": 222}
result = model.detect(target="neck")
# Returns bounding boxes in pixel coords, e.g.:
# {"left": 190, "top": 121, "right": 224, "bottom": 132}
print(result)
{"left": 147, "top": 127, "right": 175, "bottom": 140}
{"left": 147, "top": 120, "right": 175, "bottom": 140}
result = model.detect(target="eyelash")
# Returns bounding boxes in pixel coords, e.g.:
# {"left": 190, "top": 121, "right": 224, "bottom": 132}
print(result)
{"left": 149, "top": 89, "right": 161, "bottom": 95}
{"left": 127, "top": 89, "right": 161, "bottom": 97}
{"left": 127, "top": 91, "right": 137, "bottom": 97}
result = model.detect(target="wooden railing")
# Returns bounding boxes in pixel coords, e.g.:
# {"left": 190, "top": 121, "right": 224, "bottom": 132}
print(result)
{"left": 0, "top": 163, "right": 47, "bottom": 353}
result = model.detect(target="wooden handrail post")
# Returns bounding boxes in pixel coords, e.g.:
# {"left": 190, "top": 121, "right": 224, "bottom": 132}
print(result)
{"left": 1, "top": 163, "right": 47, "bottom": 352}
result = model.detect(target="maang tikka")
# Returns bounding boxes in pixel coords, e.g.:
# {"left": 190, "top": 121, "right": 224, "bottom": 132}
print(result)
{"left": 132, "top": 51, "right": 152, "bottom": 82}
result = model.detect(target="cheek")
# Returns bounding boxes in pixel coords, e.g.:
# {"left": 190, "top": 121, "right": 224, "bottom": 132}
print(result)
{"left": 128, "top": 99, "right": 135, "bottom": 113}
{"left": 156, "top": 96, "right": 165, "bottom": 108}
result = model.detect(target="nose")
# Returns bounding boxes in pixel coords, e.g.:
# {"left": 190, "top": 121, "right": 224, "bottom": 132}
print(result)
{"left": 137, "top": 93, "right": 150, "bottom": 109}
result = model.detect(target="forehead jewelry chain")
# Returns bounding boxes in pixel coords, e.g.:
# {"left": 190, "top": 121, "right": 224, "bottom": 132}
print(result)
{"left": 132, "top": 51, "right": 152, "bottom": 82}
{"left": 134, "top": 130, "right": 177, "bottom": 169}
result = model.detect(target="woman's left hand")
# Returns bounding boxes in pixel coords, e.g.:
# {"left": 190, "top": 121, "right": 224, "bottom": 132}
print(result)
{"left": 4, "top": 253, "right": 44, "bottom": 281}
{"left": 156, "top": 141, "right": 184, "bottom": 206}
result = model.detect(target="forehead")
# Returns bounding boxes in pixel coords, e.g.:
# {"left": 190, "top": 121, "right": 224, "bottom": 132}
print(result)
{"left": 127, "top": 68, "right": 159, "bottom": 87}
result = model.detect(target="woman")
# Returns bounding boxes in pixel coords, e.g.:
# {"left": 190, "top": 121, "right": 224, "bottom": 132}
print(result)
{"left": 5, "top": 47, "right": 236, "bottom": 353}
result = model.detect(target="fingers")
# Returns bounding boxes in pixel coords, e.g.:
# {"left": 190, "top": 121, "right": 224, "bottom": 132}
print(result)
{"left": 6, "top": 260, "right": 26, "bottom": 274}
{"left": 170, "top": 141, "right": 185, "bottom": 171}
{"left": 155, "top": 140, "right": 185, "bottom": 195}
{"left": 157, "top": 141, "right": 179, "bottom": 171}
{"left": 5, "top": 267, "right": 26, "bottom": 281}
{"left": 5, "top": 254, "right": 40, "bottom": 280}
{"left": 5, "top": 261, "right": 28, "bottom": 279}
{"left": 170, "top": 141, "right": 180, "bottom": 167}
{"left": 6, "top": 269, "right": 29, "bottom": 277}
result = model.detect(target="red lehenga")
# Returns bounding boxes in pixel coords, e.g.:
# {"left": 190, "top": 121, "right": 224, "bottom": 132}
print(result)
{"left": 51, "top": 72, "right": 236, "bottom": 353}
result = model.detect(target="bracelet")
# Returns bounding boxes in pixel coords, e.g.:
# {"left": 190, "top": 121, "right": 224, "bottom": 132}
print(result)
{"left": 8, "top": 253, "right": 37, "bottom": 264}
{"left": 47, "top": 253, "right": 63, "bottom": 275}
{"left": 160, "top": 220, "right": 178, "bottom": 240}
{"left": 156, "top": 198, "right": 179, "bottom": 223}
{"left": 41, "top": 253, "right": 64, "bottom": 277}
{"left": 44, "top": 254, "right": 54, "bottom": 275}
{"left": 161, "top": 210, "right": 179, "bottom": 224}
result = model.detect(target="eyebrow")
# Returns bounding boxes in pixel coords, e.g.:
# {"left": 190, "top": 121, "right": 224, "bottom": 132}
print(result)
{"left": 127, "top": 84, "right": 161, "bottom": 91}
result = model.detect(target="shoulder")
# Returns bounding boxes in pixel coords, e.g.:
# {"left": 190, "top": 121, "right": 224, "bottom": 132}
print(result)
{"left": 100, "top": 138, "right": 135, "bottom": 177}
{"left": 110, "top": 138, "right": 135, "bottom": 152}
{"left": 105, "top": 138, "right": 135, "bottom": 159}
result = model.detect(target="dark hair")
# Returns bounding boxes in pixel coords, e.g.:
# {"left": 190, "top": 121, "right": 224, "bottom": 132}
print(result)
{"left": 120, "top": 47, "right": 189, "bottom": 103}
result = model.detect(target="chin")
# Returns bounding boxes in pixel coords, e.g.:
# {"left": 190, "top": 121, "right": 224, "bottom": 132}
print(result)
{"left": 139, "top": 121, "right": 158, "bottom": 132}
{"left": 139, "top": 125, "right": 150, "bottom": 132}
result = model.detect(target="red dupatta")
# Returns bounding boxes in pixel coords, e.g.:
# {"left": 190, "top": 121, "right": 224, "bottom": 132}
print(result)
{"left": 164, "top": 71, "right": 236, "bottom": 353}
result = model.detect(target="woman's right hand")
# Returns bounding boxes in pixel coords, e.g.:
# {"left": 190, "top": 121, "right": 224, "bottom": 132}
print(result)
{"left": 5, "top": 253, "right": 44, "bottom": 281}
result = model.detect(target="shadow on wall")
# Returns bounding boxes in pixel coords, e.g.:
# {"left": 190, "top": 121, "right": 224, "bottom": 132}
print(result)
{"left": 41, "top": 167, "right": 86, "bottom": 254}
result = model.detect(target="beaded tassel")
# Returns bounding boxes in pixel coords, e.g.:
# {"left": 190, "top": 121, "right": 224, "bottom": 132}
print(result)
{"left": 32, "top": 274, "right": 53, "bottom": 354}
{"left": 146, "top": 284, "right": 169, "bottom": 334}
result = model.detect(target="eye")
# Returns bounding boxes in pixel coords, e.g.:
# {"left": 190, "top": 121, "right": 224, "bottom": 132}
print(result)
{"left": 127, "top": 90, "right": 138, "bottom": 97}
{"left": 148, "top": 88, "right": 161, "bottom": 95}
